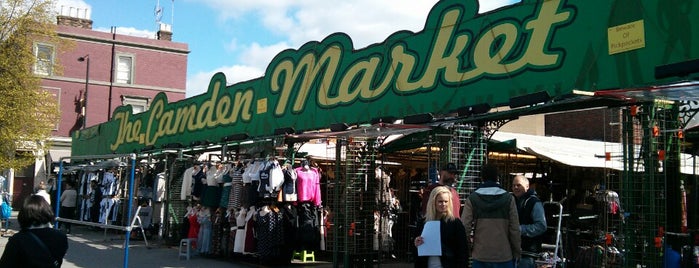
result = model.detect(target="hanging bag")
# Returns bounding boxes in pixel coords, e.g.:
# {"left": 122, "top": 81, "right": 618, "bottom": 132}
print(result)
{"left": 1, "top": 201, "right": 11, "bottom": 220}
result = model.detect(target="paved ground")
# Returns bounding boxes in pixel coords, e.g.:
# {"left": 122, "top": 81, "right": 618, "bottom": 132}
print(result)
{"left": 0, "top": 211, "right": 409, "bottom": 268}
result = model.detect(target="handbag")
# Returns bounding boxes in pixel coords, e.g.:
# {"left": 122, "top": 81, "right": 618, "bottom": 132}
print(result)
{"left": 25, "top": 231, "right": 60, "bottom": 268}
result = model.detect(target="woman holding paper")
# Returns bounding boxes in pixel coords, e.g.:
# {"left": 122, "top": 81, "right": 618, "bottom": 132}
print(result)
{"left": 414, "top": 186, "right": 469, "bottom": 268}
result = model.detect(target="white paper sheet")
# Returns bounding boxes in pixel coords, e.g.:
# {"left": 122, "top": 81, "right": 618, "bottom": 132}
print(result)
{"left": 417, "top": 220, "right": 441, "bottom": 256}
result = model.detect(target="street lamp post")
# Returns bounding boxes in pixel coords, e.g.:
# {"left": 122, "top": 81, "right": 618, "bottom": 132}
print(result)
{"left": 78, "top": 55, "right": 90, "bottom": 129}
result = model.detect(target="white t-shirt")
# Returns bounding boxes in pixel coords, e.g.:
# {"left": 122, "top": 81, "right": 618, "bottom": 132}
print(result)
{"left": 36, "top": 190, "right": 51, "bottom": 205}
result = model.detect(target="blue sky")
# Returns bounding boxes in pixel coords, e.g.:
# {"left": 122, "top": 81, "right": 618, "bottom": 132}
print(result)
{"left": 55, "top": 0, "right": 519, "bottom": 97}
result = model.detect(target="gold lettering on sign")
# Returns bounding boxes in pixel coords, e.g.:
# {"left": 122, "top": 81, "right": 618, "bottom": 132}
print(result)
{"left": 109, "top": 0, "right": 572, "bottom": 152}
{"left": 269, "top": 0, "right": 570, "bottom": 112}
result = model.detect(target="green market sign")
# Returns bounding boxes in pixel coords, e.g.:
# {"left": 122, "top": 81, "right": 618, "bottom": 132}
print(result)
{"left": 73, "top": 0, "right": 699, "bottom": 156}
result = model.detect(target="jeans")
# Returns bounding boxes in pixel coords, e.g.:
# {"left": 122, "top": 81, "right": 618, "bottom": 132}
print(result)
{"left": 472, "top": 259, "right": 516, "bottom": 268}
{"left": 518, "top": 257, "right": 536, "bottom": 268}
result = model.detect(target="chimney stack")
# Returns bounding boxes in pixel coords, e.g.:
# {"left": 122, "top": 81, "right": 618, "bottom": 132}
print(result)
{"left": 56, "top": 6, "right": 92, "bottom": 29}
{"left": 157, "top": 23, "right": 172, "bottom": 41}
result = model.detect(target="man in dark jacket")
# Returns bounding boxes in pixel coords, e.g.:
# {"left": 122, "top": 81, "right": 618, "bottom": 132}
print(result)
{"left": 512, "top": 175, "right": 547, "bottom": 268}
{"left": 461, "top": 163, "right": 520, "bottom": 267}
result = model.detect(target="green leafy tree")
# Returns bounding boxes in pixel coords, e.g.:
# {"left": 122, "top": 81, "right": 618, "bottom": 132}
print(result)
{"left": 0, "top": 0, "right": 61, "bottom": 171}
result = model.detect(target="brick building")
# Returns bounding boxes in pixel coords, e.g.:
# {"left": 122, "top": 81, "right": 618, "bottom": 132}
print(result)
{"left": 8, "top": 7, "right": 189, "bottom": 205}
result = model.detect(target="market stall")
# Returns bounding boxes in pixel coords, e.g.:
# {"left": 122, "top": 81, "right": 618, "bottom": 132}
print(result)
{"left": 69, "top": 0, "right": 699, "bottom": 266}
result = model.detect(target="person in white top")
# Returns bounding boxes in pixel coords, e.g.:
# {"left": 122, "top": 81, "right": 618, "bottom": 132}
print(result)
{"left": 59, "top": 181, "right": 78, "bottom": 234}
{"left": 35, "top": 181, "right": 51, "bottom": 206}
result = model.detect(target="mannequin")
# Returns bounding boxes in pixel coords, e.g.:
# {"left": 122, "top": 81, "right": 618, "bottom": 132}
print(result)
{"left": 201, "top": 163, "right": 224, "bottom": 208}
{"left": 281, "top": 163, "right": 298, "bottom": 202}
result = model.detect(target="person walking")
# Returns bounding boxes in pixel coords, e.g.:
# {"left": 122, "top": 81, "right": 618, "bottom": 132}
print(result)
{"left": 414, "top": 186, "right": 469, "bottom": 268}
{"left": 36, "top": 180, "right": 52, "bottom": 206}
{"left": 0, "top": 195, "right": 69, "bottom": 267}
{"left": 512, "top": 175, "right": 547, "bottom": 268}
{"left": 59, "top": 181, "right": 78, "bottom": 234}
{"left": 461, "top": 163, "right": 521, "bottom": 268}
{"left": 420, "top": 163, "right": 461, "bottom": 219}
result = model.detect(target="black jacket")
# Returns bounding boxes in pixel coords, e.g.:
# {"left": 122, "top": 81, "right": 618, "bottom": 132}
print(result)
{"left": 0, "top": 228, "right": 68, "bottom": 267}
{"left": 415, "top": 217, "right": 469, "bottom": 268}
{"left": 516, "top": 189, "right": 544, "bottom": 257}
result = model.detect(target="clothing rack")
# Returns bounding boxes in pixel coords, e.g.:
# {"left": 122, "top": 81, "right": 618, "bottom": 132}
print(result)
{"left": 55, "top": 153, "right": 137, "bottom": 268}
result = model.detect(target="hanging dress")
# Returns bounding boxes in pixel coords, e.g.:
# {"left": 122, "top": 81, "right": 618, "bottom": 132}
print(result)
{"left": 243, "top": 206, "right": 257, "bottom": 254}
{"left": 197, "top": 210, "right": 212, "bottom": 254}
{"left": 211, "top": 209, "right": 223, "bottom": 256}
{"left": 187, "top": 213, "right": 200, "bottom": 247}
{"left": 219, "top": 169, "right": 233, "bottom": 209}
{"left": 233, "top": 207, "right": 247, "bottom": 253}
{"left": 227, "top": 209, "right": 237, "bottom": 257}
{"left": 256, "top": 206, "right": 286, "bottom": 264}
{"left": 228, "top": 166, "right": 244, "bottom": 210}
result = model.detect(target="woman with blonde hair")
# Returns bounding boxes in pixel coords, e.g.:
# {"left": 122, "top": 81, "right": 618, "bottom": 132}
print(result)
{"left": 414, "top": 186, "right": 469, "bottom": 268}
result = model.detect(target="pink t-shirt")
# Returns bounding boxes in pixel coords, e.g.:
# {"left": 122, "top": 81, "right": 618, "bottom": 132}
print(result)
{"left": 294, "top": 167, "right": 322, "bottom": 206}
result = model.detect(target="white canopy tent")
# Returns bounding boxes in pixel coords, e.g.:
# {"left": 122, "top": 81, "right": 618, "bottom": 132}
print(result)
{"left": 491, "top": 131, "right": 699, "bottom": 175}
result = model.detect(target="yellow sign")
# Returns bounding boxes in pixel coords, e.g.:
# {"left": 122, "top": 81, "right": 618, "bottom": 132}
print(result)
{"left": 257, "top": 98, "right": 267, "bottom": 114}
{"left": 608, "top": 20, "right": 645, "bottom": 55}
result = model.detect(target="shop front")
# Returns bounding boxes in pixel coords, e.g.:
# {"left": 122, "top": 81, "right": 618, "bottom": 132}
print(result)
{"left": 69, "top": 0, "right": 699, "bottom": 267}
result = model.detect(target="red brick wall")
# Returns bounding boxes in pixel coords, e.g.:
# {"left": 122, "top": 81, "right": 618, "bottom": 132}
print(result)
{"left": 42, "top": 25, "right": 189, "bottom": 137}
{"left": 545, "top": 108, "right": 622, "bottom": 142}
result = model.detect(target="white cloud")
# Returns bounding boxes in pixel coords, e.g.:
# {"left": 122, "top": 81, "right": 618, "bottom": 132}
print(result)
{"left": 199, "top": 0, "right": 438, "bottom": 49}
{"left": 187, "top": 65, "right": 264, "bottom": 97}
{"left": 225, "top": 38, "right": 240, "bottom": 53}
{"left": 186, "top": 0, "right": 438, "bottom": 94}
{"left": 238, "top": 42, "right": 290, "bottom": 70}
{"left": 186, "top": 0, "right": 520, "bottom": 96}
{"left": 198, "top": 0, "right": 518, "bottom": 49}
{"left": 479, "top": 0, "right": 520, "bottom": 13}
{"left": 92, "top": 26, "right": 156, "bottom": 39}
{"left": 187, "top": 41, "right": 289, "bottom": 96}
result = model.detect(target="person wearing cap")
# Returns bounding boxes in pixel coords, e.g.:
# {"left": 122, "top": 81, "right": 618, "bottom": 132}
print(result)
{"left": 420, "top": 163, "right": 461, "bottom": 219}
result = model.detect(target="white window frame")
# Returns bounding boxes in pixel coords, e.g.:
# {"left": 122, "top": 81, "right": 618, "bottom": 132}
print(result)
{"left": 122, "top": 96, "right": 149, "bottom": 114}
{"left": 34, "top": 43, "right": 55, "bottom": 76}
{"left": 115, "top": 53, "right": 135, "bottom": 84}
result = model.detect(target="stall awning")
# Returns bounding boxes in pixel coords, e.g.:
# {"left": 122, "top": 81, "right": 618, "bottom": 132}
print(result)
{"left": 594, "top": 81, "right": 699, "bottom": 102}
{"left": 491, "top": 132, "right": 699, "bottom": 175}
{"left": 47, "top": 149, "right": 71, "bottom": 163}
